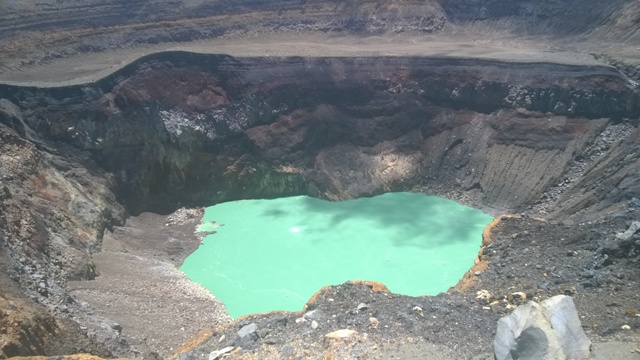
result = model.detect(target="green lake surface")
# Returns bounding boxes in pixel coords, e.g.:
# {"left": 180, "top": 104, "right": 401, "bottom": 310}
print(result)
{"left": 180, "top": 192, "right": 493, "bottom": 318}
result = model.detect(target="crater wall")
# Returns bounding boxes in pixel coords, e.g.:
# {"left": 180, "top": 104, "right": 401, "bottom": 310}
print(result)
{"left": 2, "top": 52, "right": 639, "bottom": 216}
{"left": 2, "top": 52, "right": 640, "bottom": 358}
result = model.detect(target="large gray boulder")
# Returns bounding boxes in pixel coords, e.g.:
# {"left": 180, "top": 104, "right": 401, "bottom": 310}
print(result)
{"left": 616, "top": 221, "right": 640, "bottom": 241}
{"left": 494, "top": 295, "right": 591, "bottom": 360}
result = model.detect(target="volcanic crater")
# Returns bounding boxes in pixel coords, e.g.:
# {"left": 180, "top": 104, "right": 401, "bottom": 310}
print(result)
{"left": 1, "top": 1, "right": 640, "bottom": 359}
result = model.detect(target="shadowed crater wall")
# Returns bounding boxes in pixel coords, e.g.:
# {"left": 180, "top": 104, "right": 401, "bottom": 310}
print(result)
{"left": 2, "top": 52, "right": 640, "bottom": 218}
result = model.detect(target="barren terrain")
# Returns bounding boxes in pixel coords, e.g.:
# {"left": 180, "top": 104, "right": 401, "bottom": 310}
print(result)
{"left": 2, "top": 1, "right": 640, "bottom": 359}
{"left": 0, "top": 35, "right": 609, "bottom": 87}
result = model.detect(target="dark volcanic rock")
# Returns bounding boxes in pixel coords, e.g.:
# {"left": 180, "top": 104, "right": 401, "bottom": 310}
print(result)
{"left": 2, "top": 53, "right": 639, "bottom": 215}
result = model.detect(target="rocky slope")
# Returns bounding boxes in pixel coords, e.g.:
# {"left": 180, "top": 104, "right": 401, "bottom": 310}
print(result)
{"left": 3, "top": 53, "right": 639, "bottom": 215}
{"left": 0, "top": 117, "right": 123, "bottom": 357}
{"left": 1, "top": 50, "right": 640, "bottom": 358}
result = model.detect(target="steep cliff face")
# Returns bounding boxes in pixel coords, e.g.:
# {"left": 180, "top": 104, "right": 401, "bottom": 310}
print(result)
{"left": 2, "top": 53, "right": 638, "bottom": 217}
{"left": 0, "top": 122, "right": 124, "bottom": 357}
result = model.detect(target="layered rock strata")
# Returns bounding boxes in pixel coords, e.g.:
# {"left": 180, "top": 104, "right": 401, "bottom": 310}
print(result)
{"left": 1, "top": 52, "right": 640, "bottom": 357}
{"left": 1, "top": 0, "right": 639, "bottom": 69}
{"left": 2, "top": 53, "right": 638, "bottom": 216}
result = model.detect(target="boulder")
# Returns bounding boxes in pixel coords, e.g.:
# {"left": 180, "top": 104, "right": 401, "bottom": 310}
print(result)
{"left": 616, "top": 221, "right": 640, "bottom": 242}
{"left": 208, "top": 346, "right": 234, "bottom": 360}
{"left": 237, "top": 323, "right": 257, "bottom": 338}
{"left": 494, "top": 295, "right": 591, "bottom": 360}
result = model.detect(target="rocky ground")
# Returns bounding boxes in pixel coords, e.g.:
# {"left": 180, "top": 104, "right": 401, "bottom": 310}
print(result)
{"left": 167, "top": 211, "right": 640, "bottom": 359}
{"left": 66, "top": 210, "right": 231, "bottom": 359}
{"left": 77, "top": 201, "right": 639, "bottom": 360}
{"left": 0, "top": 119, "right": 125, "bottom": 358}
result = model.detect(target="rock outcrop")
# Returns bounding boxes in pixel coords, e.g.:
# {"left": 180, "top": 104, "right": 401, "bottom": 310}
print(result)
{"left": 0, "top": 118, "right": 125, "bottom": 357}
{"left": 494, "top": 295, "right": 591, "bottom": 360}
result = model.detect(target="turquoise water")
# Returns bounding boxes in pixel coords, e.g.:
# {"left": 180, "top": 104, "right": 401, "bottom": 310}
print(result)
{"left": 180, "top": 192, "right": 493, "bottom": 318}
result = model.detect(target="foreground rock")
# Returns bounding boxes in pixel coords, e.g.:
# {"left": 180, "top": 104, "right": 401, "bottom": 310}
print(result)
{"left": 494, "top": 295, "right": 591, "bottom": 360}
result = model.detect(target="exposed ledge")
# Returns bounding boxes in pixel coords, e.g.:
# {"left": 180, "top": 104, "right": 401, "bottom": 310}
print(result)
{"left": 0, "top": 37, "right": 611, "bottom": 88}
